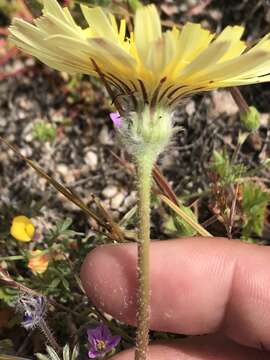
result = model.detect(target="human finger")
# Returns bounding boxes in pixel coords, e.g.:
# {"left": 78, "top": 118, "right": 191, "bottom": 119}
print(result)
{"left": 110, "top": 335, "right": 269, "bottom": 360}
{"left": 81, "top": 237, "right": 270, "bottom": 350}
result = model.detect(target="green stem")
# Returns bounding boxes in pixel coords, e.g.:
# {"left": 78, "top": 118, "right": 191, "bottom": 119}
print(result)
{"left": 135, "top": 152, "right": 155, "bottom": 360}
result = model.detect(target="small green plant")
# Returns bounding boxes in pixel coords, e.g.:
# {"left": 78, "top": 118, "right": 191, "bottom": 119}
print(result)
{"left": 36, "top": 344, "right": 79, "bottom": 360}
{"left": 241, "top": 182, "right": 270, "bottom": 241}
{"left": 33, "top": 121, "right": 57, "bottom": 143}
{"left": 211, "top": 150, "right": 246, "bottom": 186}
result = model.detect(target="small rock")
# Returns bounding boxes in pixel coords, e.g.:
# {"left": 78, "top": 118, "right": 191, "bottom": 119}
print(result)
{"left": 57, "top": 163, "right": 69, "bottom": 176}
{"left": 18, "top": 97, "right": 33, "bottom": 111}
{"left": 84, "top": 150, "right": 98, "bottom": 170}
{"left": 24, "top": 133, "right": 33, "bottom": 142}
{"left": 185, "top": 100, "right": 196, "bottom": 116}
{"left": 212, "top": 90, "right": 238, "bottom": 116}
{"left": 102, "top": 185, "right": 118, "bottom": 199}
{"left": 260, "top": 113, "right": 269, "bottom": 128}
{"left": 0, "top": 118, "right": 7, "bottom": 127}
{"left": 99, "top": 126, "right": 113, "bottom": 145}
{"left": 56, "top": 163, "right": 75, "bottom": 183}
{"left": 124, "top": 191, "right": 137, "bottom": 208}
{"left": 20, "top": 147, "right": 33, "bottom": 158}
{"left": 111, "top": 192, "right": 125, "bottom": 210}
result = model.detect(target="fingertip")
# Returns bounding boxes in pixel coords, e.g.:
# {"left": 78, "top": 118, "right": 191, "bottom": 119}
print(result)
{"left": 80, "top": 243, "right": 137, "bottom": 323}
{"left": 110, "top": 336, "right": 269, "bottom": 360}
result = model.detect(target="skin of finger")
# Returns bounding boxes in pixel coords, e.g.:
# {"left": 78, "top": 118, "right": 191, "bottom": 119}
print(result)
{"left": 80, "top": 237, "right": 270, "bottom": 350}
{"left": 110, "top": 335, "right": 269, "bottom": 360}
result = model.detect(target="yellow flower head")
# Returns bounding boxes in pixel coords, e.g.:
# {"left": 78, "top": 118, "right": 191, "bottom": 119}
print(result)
{"left": 10, "top": 215, "right": 35, "bottom": 242}
{"left": 9, "top": 0, "right": 270, "bottom": 109}
{"left": 28, "top": 250, "right": 49, "bottom": 274}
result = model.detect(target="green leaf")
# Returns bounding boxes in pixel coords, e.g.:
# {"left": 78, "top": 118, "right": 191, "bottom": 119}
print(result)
{"left": 46, "top": 346, "right": 61, "bottom": 360}
{"left": 49, "top": 278, "right": 61, "bottom": 289}
{"left": 71, "top": 345, "right": 79, "bottom": 360}
{"left": 241, "top": 182, "right": 270, "bottom": 240}
{"left": 211, "top": 149, "right": 246, "bottom": 185}
{"left": 173, "top": 206, "right": 197, "bottom": 237}
{"left": 63, "top": 344, "right": 70, "bottom": 360}
{"left": 35, "top": 354, "right": 50, "bottom": 360}
{"left": 163, "top": 205, "right": 197, "bottom": 237}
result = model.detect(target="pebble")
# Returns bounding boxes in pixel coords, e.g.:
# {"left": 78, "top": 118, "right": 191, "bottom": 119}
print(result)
{"left": 102, "top": 185, "right": 118, "bottom": 199}
{"left": 98, "top": 126, "right": 113, "bottom": 145}
{"left": 84, "top": 150, "right": 98, "bottom": 170}
{"left": 0, "top": 117, "right": 7, "bottom": 127}
{"left": 20, "top": 147, "right": 33, "bottom": 158}
{"left": 111, "top": 192, "right": 125, "bottom": 210}
{"left": 57, "top": 163, "right": 69, "bottom": 176}
{"left": 124, "top": 191, "right": 137, "bottom": 208}
{"left": 56, "top": 163, "right": 75, "bottom": 183}
{"left": 185, "top": 100, "right": 196, "bottom": 116}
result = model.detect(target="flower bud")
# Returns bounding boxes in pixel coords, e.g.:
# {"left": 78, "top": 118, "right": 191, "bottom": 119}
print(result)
{"left": 123, "top": 106, "right": 174, "bottom": 158}
{"left": 28, "top": 250, "right": 49, "bottom": 274}
{"left": 240, "top": 106, "right": 260, "bottom": 132}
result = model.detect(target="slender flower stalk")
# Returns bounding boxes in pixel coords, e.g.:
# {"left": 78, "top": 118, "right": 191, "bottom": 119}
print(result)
{"left": 135, "top": 152, "right": 155, "bottom": 360}
{"left": 8, "top": 1, "right": 270, "bottom": 359}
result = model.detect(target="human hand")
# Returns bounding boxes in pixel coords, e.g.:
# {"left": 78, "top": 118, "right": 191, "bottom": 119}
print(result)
{"left": 80, "top": 237, "right": 270, "bottom": 359}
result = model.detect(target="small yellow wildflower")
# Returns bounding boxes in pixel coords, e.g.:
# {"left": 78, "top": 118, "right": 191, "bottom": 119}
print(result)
{"left": 8, "top": 0, "right": 270, "bottom": 108}
{"left": 10, "top": 215, "right": 35, "bottom": 242}
{"left": 28, "top": 250, "right": 49, "bottom": 274}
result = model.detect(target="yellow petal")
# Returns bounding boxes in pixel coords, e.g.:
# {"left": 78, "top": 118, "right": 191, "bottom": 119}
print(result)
{"left": 135, "top": 5, "right": 161, "bottom": 63}
{"left": 43, "top": 0, "right": 68, "bottom": 23}
{"left": 180, "top": 41, "right": 231, "bottom": 79}
{"left": 10, "top": 18, "right": 45, "bottom": 48}
{"left": 176, "top": 23, "right": 214, "bottom": 64}
{"left": 145, "top": 31, "right": 176, "bottom": 73}
{"left": 87, "top": 37, "right": 136, "bottom": 73}
{"left": 10, "top": 216, "right": 35, "bottom": 242}
{"left": 213, "top": 25, "right": 246, "bottom": 62}
{"left": 81, "top": 5, "right": 119, "bottom": 44}
{"left": 193, "top": 49, "right": 270, "bottom": 83}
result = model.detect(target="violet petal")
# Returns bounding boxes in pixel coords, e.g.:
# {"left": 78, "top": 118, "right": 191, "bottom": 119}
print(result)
{"left": 106, "top": 335, "right": 121, "bottom": 351}
{"left": 100, "top": 324, "right": 110, "bottom": 340}
{"left": 88, "top": 349, "right": 104, "bottom": 359}
{"left": 109, "top": 112, "right": 122, "bottom": 128}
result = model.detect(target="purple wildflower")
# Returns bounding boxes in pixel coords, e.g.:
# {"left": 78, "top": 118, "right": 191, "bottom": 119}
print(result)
{"left": 109, "top": 112, "right": 122, "bottom": 128}
{"left": 87, "top": 324, "right": 121, "bottom": 358}
{"left": 18, "top": 294, "right": 46, "bottom": 329}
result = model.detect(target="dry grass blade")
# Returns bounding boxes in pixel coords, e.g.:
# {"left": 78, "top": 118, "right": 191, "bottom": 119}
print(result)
{"left": 91, "top": 194, "right": 126, "bottom": 242}
{"left": 0, "top": 137, "right": 125, "bottom": 241}
{"left": 159, "top": 194, "right": 213, "bottom": 237}
{"left": 153, "top": 165, "right": 179, "bottom": 205}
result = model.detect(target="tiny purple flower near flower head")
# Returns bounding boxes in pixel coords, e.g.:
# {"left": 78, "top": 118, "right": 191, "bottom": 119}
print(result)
{"left": 109, "top": 112, "right": 122, "bottom": 128}
{"left": 87, "top": 324, "right": 121, "bottom": 358}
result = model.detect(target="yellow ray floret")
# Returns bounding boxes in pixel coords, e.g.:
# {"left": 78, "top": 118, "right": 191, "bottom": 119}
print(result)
{"left": 9, "top": 0, "right": 270, "bottom": 108}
